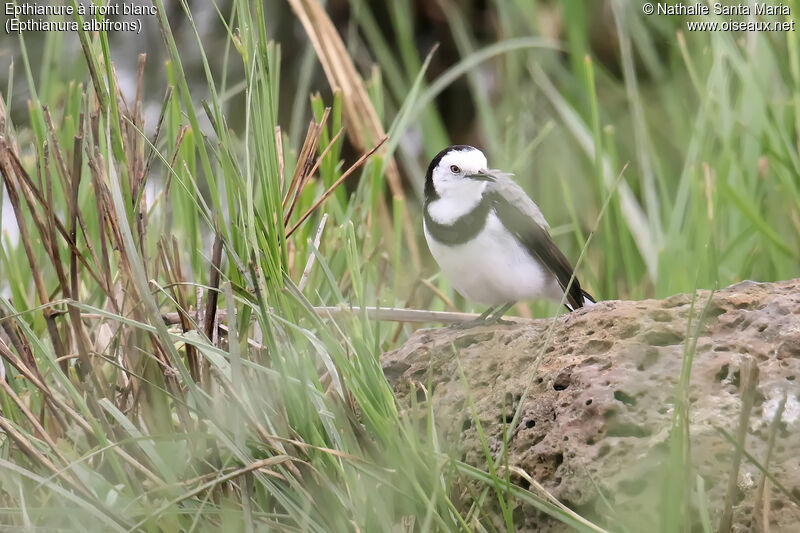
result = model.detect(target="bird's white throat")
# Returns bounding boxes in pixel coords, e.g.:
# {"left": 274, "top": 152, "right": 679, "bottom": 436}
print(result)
{"left": 426, "top": 180, "right": 488, "bottom": 225}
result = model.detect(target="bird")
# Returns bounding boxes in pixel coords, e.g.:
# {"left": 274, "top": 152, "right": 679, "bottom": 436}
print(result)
{"left": 423, "top": 145, "right": 595, "bottom": 326}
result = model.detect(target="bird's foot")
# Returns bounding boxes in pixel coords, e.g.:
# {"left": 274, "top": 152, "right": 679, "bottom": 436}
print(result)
{"left": 451, "top": 318, "right": 489, "bottom": 330}
{"left": 451, "top": 314, "right": 515, "bottom": 329}
{"left": 486, "top": 302, "right": 515, "bottom": 326}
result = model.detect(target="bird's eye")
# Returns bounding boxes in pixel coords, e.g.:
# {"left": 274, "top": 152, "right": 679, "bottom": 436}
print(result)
{"left": 449, "top": 165, "right": 461, "bottom": 174}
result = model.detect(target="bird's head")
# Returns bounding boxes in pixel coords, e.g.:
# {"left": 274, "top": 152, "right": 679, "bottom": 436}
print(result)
{"left": 424, "top": 145, "right": 494, "bottom": 202}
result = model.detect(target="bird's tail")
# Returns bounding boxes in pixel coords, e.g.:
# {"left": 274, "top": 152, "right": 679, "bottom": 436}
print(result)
{"left": 565, "top": 290, "right": 597, "bottom": 312}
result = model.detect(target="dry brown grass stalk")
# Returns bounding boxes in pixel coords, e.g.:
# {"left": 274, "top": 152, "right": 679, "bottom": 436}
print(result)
{"left": 287, "top": 136, "right": 388, "bottom": 238}
{"left": 752, "top": 392, "right": 787, "bottom": 533}
{"left": 719, "top": 357, "right": 760, "bottom": 533}
{"left": 285, "top": 0, "right": 421, "bottom": 269}
{"left": 0, "top": 414, "right": 89, "bottom": 497}
{"left": 0, "top": 140, "right": 69, "bottom": 366}
{"left": 282, "top": 109, "right": 330, "bottom": 220}
{"left": 203, "top": 233, "right": 225, "bottom": 343}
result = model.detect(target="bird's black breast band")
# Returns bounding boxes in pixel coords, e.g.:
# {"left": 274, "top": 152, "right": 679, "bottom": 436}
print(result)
{"left": 423, "top": 197, "right": 492, "bottom": 245}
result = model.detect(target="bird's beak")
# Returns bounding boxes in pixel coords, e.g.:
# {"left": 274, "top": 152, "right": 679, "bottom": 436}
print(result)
{"left": 465, "top": 169, "right": 495, "bottom": 182}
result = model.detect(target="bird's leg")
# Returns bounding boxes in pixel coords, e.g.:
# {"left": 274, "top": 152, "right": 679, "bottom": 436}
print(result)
{"left": 453, "top": 304, "right": 518, "bottom": 329}
{"left": 453, "top": 305, "right": 497, "bottom": 329}
{"left": 477, "top": 306, "right": 498, "bottom": 321}
{"left": 485, "top": 302, "right": 515, "bottom": 325}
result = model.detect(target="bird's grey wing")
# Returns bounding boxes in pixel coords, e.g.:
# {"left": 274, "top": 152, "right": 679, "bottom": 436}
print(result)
{"left": 486, "top": 189, "right": 586, "bottom": 310}
{"left": 485, "top": 171, "right": 551, "bottom": 230}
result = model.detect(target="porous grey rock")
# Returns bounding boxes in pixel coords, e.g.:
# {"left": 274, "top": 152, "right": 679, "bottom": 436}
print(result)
{"left": 383, "top": 279, "right": 800, "bottom": 532}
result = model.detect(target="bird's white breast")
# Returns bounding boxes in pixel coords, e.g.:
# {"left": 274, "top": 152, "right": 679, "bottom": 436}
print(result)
{"left": 424, "top": 211, "right": 563, "bottom": 306}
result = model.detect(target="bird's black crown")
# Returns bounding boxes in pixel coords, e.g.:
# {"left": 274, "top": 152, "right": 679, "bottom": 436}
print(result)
{"left": 424, "top": 145, "right": 477, "bottom": 201}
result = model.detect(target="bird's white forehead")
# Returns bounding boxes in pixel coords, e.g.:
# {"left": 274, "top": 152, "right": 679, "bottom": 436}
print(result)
{"left": 437, "top": 148, "right": 488, "bottom": 172}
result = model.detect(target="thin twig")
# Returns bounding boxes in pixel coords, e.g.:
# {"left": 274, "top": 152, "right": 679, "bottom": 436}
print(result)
{"left": 282, "top": 115, "right": 326, "bottom": 213}
{"left": 715, "top": 426, "right": 800, "bottom": 507}
{"left": 420, "top": 278, "right": 457, "bottom": 311}
{"left": 0, "top": 143, "right": 68, "bottom": 364}
{"left": 752, "top": 391, "right": 787, "bottom": 533}
{"left": 158, "top": 306, "right": 506, "bottom": 327}
{"left": 127, "top": 456, "right": 295, "bottom": 532}
{"left": 0, "top": 414, "right": 87, "bottom": 498}
{"left": 67, "top": 117, "right": 95, "bottom": 380}
{"left": 275, "top": 125, "right": 285, "bottom": 192}
{"left": 142, "top": 86, "right": 173, "bottom": 181}
{"left": 163, "top": 125, "right": 188, "bottom": 199}
{"left": 285, "top": 0, "right": 420, "bottom": 270}
{"left": 203, "top": 232, "right": 225, "bottom": 341}
{"left": 287, "top": 136, "right": 387, "bottom": 238}
{"left": 298, "top": 213, "right": 328, "bottom": 291}
{"left": 719, "top": 357, "right": 760, "bottom": 533}
{"left": 3, "top": 143, "right": 104, "bottom": 287}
